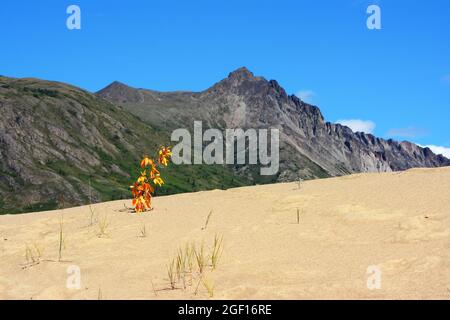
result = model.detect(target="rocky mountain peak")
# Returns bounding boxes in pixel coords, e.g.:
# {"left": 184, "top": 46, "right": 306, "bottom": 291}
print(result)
{"left": 205, "top": 67, "right": 272, "bottom": 98}
{"left": 227, "top": 67, "right": 255, "bottom": 80}
{"left": 102, "top": 80, "right": 131, "bottom": 91}
{"left": 97, "top": 80, "right": 143, "bottom": 104}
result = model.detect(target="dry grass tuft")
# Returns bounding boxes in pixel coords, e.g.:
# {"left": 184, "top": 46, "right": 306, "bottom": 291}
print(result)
{"left": 210, "top": 234, "right": 223, "bottom": 270}
{"left": 167, "top": 258, "right": 177, "bottom": 290}
{"left": 163, "top": 235, "right": 224, "bottom": 294}
{"left": 202, "top": 277, "right": 215, "bottom": 298}
{"left": 185, "top": 243, "right": 195, "bottom": 274}
{"left": 201, "top": 210, "right": 213, "bottom": 230}
{"left": 194, "top": 242, "right": 208, "bottom": 274}
{"left": 88, "top": 205, "right": 96, "bottom": 227}
{"left": 97, "top": 213, "right": 109, "bottom": 238}
{"left": 58, "top": 215, "right": 66, "bottom": 261}
{"left": 139, "top": 223, "right": 147, "bottom": 238}
{"left": 25, "top": 242, "right": 44, "bottom": 265}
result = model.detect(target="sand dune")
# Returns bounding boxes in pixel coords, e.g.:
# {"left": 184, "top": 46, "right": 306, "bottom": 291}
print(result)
{"left": 1, "top": 167, "right": 450, "bottom": 300}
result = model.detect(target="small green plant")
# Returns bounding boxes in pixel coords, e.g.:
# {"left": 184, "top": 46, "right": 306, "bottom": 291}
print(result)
{"left": 210, "top": 234, "right": 223, "bottom": 270}
{"left": 88, "top": 178, "right": 96, "bottom": 226}
{"left": 176, "top": 248, "right": 186, "bottom": 279}
{"left": 89, "top": 205, "right": 96, "bottom": 226}
{"left": 202, "top": 277, "right": 215, "bottom": 298}
{"left": 97, "top": 213, "right": 109, "bottom": 238}
{"left": 25, "top": 245, "right": 35, "bottom": 263}
{"left": 185, "top": 243, "right": 195, "bottom": 273}
{"left": 194, "top": 242, "right": 208, "bottom": 274}
{"left": 167, "top": 258, "right": 177, "bottom": 290}
{"left": 194, "top": 276, "right": 202, "bottom": 296}
{"left": 35, "top": 243, "right": 45, "bottom": 259}
{"left": 25, "top": 243, "right": 44, "bottom": 265}
{"left": 139, "top": 223, "right": 147, "bottom": 238}
{"left": 58, "top": 215, "right": 66, "bottom": 261}
{"left": 175, "top": 248, "right": 190, "bottom": 289}
{"left": 202, "top": 210, "right": 213, "bottom": 230}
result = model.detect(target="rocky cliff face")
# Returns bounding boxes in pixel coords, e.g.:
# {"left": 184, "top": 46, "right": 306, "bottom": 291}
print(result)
{"left": 97, "top": 67, "right": 450, "bottom": 181}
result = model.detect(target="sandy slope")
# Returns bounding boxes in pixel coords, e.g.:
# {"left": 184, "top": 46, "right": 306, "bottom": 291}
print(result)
{"left": 1, "top": 167, "right": 450, "bottom": 300}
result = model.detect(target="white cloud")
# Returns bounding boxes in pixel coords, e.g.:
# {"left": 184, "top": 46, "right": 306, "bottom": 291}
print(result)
{"left": 295, "top": 90, "right": 316, "bottom": 103}
{"left": 386, "top": 127, "right": 428, "bottom": 139}
{"left": 336, "top": 119, "right": 376, "bottom": 134}
{"left": 419, "top": 144, "right": 450, "bottom": 159}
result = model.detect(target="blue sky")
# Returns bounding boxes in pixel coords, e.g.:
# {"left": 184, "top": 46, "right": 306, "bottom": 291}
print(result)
{"left": 1, "top": 0, "right": 449, "bottom": 155}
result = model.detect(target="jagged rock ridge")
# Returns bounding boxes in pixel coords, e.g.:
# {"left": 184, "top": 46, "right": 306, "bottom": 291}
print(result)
{"left": 97, "top": 67, "right": 450, "bottom": 181}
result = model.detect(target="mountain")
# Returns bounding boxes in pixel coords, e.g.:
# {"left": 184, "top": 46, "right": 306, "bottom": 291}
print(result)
{"left": 1, "top": 69, "right": 448, "bottom": 214}
{"left": 97, "top": 67, "right": 450, "bottom": 181}
{"left": 0, "top": 76, "right": 250, "bottom": 214}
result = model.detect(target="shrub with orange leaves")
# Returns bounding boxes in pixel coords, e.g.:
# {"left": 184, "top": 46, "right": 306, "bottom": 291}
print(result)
{"left": 130, "top": 146, "right": 172, "bottom": 213}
